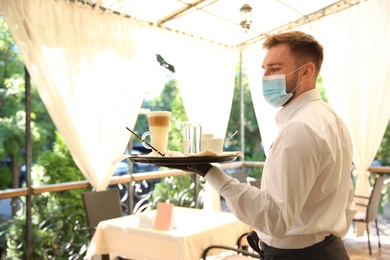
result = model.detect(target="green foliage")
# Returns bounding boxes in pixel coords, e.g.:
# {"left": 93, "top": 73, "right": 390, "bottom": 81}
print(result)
{"left": 0, "top": 17, "right": 24, "bottom": 85}
{"left": 316, "top": 75, "right": 328, "bottom": 102}
{"left": 0, "top": 164, "right": 11, "bottom": 188}
{"left": 377, "top": 121, "right": 390, "bottom": 165}
{"left": 0, "top": 113, "right": 24, "bottom": 160}
{"left": 6, "top": 132, "right": 89, "bottom": 259}
{"left": 37, "top": 131, "right": 85, "bottom": 184}
{"left": 151, "top": 174, "right": 202, "bottom": 208}
{"left": 0, "top": 17, "right": 56, "bottom": 190}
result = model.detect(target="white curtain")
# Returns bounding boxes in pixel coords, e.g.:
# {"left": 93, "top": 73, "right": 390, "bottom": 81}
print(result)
{"left": 299, "top": 0, "right": 390, "bottom": 197}
{"left": 155, "top": 33, "right": 238, "bottom": 211}
{"left": 167, "top": 36, "right": 238, "bottom": 139}
{"left": 0, "top": 0, "right": 154, "bottom": 191}
{"left": 174, "top": 38, "right": 238, "bottom": 212}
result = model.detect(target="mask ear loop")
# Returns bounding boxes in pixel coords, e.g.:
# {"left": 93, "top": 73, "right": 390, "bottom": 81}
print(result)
{"left": 289, "top": 81, "right": 303, "bottom": 94}
{"left": 286, "top": 64, "right": 306, "bottom": 95}
{"left": 286, "top": 64, "right": 306, "bottom": 77}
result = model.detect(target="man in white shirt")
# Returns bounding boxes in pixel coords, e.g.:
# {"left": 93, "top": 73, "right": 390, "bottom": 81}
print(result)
{"left": 162, "top": 31, "right": 356, "bottom": 259}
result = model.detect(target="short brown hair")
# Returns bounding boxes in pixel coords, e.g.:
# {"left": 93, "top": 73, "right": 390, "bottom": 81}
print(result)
{"left": 263, "top": 31, "right": 324, "bottom": 76}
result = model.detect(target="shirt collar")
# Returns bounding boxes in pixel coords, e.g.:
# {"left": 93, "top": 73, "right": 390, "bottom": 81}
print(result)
{"left": 275, "top": 89, "right": 322, "bottom": 128}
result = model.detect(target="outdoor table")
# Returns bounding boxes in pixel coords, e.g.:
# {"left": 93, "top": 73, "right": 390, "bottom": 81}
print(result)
{"left": 86, "top": 206, "right": 250, "bottom": 260}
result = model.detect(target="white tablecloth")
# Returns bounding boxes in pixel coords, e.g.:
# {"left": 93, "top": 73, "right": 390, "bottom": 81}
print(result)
{"left": 86, "top": 207, "right": 250, "bottom": 260}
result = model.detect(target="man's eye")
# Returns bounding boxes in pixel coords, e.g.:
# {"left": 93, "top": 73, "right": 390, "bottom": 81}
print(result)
{"left": 271, "top": 68, "right": 280, "bottom": 73}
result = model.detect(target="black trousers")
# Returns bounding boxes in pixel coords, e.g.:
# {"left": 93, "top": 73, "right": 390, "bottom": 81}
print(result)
{"left": 247, "top": 232, "right": 349, "bottom": 260}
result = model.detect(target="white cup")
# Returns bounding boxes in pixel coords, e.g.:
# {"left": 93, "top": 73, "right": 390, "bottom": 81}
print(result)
{"left": 142, "top": 111, "right": 171, "bottom": 156}
{"left": 201, "top": 134, "right": 213, "bottom": 152}
{"left": 202, "top": 134, "right": 214, "bottom": 139}
{"left": 200, "top": 137, "right": 224, "bottom": 155}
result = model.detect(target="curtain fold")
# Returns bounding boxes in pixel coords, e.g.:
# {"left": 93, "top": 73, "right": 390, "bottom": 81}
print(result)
{"left": 171, "top": 38, "right": 238, "bottom": 212}
{"left": 156, "top": 34, "right": 238, "bottom": 211}
{"left": 163, "top": 35, "right": 238, "bottom": 139}
{"left": 0, "top": 0, "right": 151, "bottom": 190}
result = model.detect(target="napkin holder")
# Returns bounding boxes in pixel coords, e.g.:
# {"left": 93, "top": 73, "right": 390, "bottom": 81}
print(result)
{"left": 154, "top": 202, "right": 176, "bottom": 230}
{"left": 138, "top": 211, "right": 156, "bottom": 228}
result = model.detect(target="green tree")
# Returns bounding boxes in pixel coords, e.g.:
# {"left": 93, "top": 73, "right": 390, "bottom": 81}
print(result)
{"left": 0, "top": 17, "right": 56, "bottom": 191}
{"left": 7, "top": 132, "right": 88, "bottom": 259}
{"left": 6, "top": 132, "right": 88, "bottom": 259}
{"left": 0, "top": 163, "right": 11, "bottom": 189}
{"left": 0, "top": 17, "right": 23, "bottom": 86}
{"left": 0, "top": 17, "right": 26, "bottom": 190}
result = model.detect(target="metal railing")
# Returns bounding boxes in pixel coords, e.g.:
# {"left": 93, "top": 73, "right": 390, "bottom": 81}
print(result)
{"left": 0, "top": 162, "right": 389, "bottom": 259}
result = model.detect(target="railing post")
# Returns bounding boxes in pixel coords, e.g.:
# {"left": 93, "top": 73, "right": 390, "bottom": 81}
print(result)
{"left": 194, "top": 174, "right": 199, "bottom": 208}
{"left": 239, "top": 50, "right": 245, "bottom": 159}
{"left": 25, "top": 66, "right": 33, "bottom": 260}
{"left": 127, "top": 139, "right": 134, "bottom": 214}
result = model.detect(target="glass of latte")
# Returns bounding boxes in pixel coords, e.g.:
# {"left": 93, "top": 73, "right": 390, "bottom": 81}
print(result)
{"left": 141, "top": 111, "right": 171, "bottom": 156}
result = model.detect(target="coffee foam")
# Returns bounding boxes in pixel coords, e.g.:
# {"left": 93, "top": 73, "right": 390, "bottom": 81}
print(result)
{"left": 147, "top": 111, "right": 171, "bottom": 127}
{"left": 148, "top": 116, "right": 170, "bottom": 126}
{"left": 148, "top": 111, "right": 171, "bottom": 117}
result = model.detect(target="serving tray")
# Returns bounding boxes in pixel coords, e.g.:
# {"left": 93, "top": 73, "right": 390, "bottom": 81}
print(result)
{"left": 127, "top": 152, "right": 238, "bottom": 165}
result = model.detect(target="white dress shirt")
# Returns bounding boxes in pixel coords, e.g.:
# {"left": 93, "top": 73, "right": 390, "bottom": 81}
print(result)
{"left": 206, "top": 89, "right": 356, "bottom": 249}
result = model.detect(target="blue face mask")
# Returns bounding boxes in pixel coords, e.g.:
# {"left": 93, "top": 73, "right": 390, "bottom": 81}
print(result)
{"left": 262, "top": 66, "right": 303, "bottom": 108}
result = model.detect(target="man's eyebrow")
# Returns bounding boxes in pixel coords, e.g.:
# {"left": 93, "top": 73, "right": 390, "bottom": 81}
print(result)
{"left": 262, "top": 62, "right": 283, "bottom": 70}
{"left": 265, "top": 62, "right": 283, "bottom": 67}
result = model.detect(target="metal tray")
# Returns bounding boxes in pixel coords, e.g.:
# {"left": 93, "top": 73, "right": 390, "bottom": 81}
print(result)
{"left": 128, "top": 153, "right": 238, "bottom": 165}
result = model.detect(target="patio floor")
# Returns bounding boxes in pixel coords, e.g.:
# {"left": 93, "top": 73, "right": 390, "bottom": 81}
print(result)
{"left": 345, "top": 214, "right": 390, "bottom": 260}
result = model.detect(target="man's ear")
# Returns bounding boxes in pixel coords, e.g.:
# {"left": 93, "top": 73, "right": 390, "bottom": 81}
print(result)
{"left": 301, "top": 62, "right": 315, "bottom": 80}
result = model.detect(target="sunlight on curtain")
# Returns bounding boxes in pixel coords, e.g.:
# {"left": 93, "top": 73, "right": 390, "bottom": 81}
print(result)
{"left": 163, "top": 35, "right": 238, "bottom": 139}
{"left": 0, "top": 0, "right": 151, "bottom": 190}
{"left": 244, "top": 43, "right": 279, "bottom": 157}
{"left": 302, "top": 0, "right": 390, "bottom": 197}
{"left": 173, "top": 38, "right": 238, "bottom": 212}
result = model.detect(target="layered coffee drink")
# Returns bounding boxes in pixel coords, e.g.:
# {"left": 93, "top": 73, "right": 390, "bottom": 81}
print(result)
{"left": 142, "top": 111, "right": 171, "bottom": 156}
{"left": 148, "top": 113, "right": 171, "bottom": 127}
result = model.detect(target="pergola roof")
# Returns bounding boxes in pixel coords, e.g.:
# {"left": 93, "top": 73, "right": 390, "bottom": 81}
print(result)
{"left": 93, "top": 0, "right": 362, "bottom": 47}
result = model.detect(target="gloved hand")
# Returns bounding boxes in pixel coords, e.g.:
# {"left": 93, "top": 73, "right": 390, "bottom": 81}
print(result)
{"left": 155, "top": 163, "right": 213, "bottom": 177}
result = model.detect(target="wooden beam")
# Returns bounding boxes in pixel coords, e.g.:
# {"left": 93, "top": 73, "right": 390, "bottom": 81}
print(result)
{"left": 157, "top": 0, "right": 211, "bottom": 25}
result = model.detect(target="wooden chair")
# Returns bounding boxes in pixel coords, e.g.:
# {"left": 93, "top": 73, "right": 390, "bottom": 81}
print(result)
{"left": 353, "top": 175, "right": 388, "bottom": 255}
{"left": 230, "top": 170, "right": 250, "bottom": 183}
{"left": 82, "top": 188, "right": 124, "bottom": 260}
{"left": 82, "top": 188, "right": 123, "bottom": 237}
{"left": 201, "top": 231, "right": 260, "bottom": 259}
